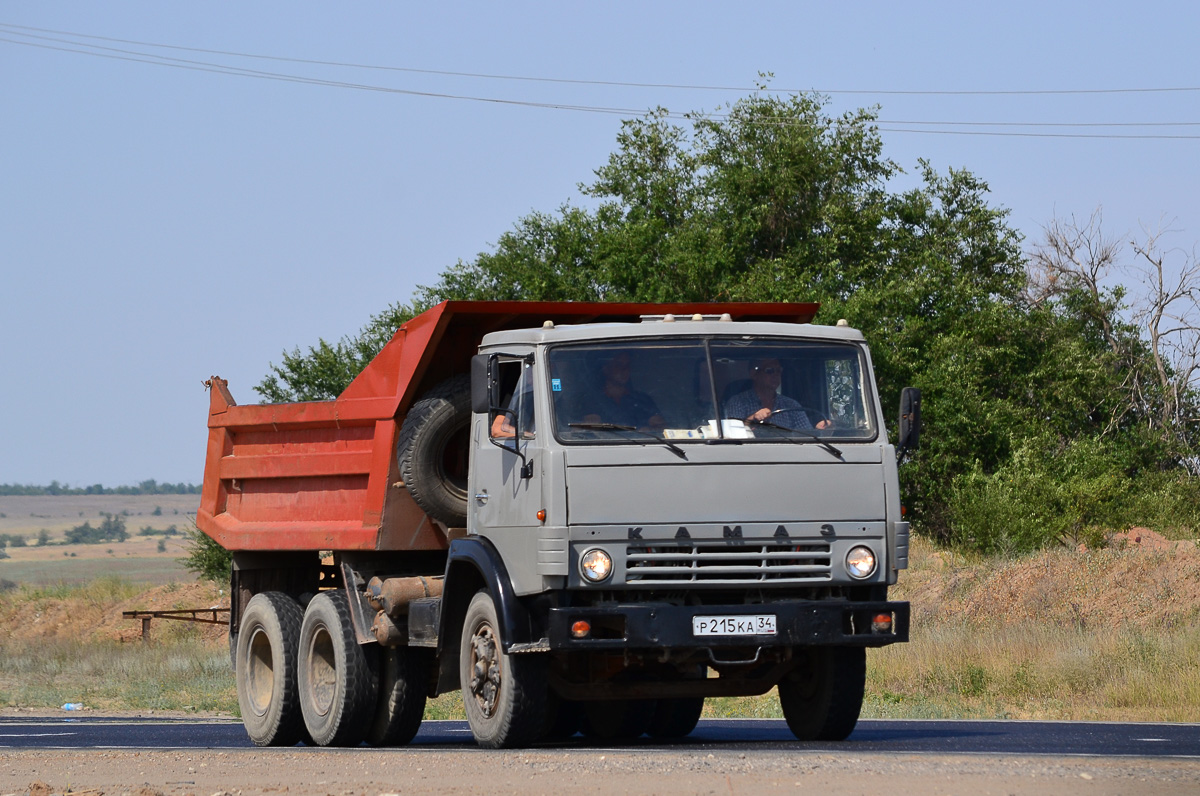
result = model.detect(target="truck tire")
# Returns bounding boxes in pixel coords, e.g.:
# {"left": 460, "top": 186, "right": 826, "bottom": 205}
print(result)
{"left": 778, "top": 647, "right": 865, "bottom": 741}
{"left": 235, "top": 592, "right": 307, "bottom": 747}
{"left": 297, "top": 590, "right": 379, "bottom": 747}
{"left": 366, "top": 646, "right": 430, "bottom": 746}
{"left": 542, "top": 692, "right": 582, "bottom": 741}
{"left": 647, "top": 697, "right": 704, "bottom": 738}
{"left": 398, "top": 375, "right": 471, "bottom": 528}
{"left": 460, "top": 590, "right": 547, "bottom": 748}
{"left": 580, "top": 699, "right": 656, "bottom": 741}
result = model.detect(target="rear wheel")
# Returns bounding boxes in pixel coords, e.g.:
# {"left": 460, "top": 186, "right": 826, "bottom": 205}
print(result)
{"left": 234, "top": 592, "right": 306, "bottom": 747}
{"left": 542, "top": 692, "right": 582, "bottom": 741}
{"left": 647, "top": 697, "right": 704, "bottom": 739}
{"left": 460, "top": 591, "right": 547, "bottom": 748}
{"left": 298, "top": 590, "right": 379, "bottom": 747}
{"left": 366, "top": 646, "right": 430, "bottom": 746}
{"left": 778, "top": 647, "right": 865, "bottom": 741}
{"left": 580, "top": 699, "right": 656, "bottom": 741}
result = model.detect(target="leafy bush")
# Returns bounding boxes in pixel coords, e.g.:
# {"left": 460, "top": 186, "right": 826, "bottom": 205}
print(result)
{"left": 946, "top": 436, "right": 1200, "bottom": 553}
{"left": 181, "top": 525, "right": 232, "bottom": 583}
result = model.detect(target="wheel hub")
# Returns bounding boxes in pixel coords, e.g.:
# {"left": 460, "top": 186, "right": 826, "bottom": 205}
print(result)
{"left": 468, "top": 624, "right": 501, "bottom": 718}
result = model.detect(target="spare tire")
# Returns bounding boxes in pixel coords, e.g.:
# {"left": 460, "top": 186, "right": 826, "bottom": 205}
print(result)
{"left": 397, "top": 374, "right": 471, "bottom": 527}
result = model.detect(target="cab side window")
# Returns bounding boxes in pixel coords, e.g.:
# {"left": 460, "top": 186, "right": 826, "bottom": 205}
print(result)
{"left": 489, "top": 359, "right": 536, "bottom": 440}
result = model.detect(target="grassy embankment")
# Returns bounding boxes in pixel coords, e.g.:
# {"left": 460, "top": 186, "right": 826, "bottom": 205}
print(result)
{"left": 1, "top": 533, "right": 1198, "bottom": 722}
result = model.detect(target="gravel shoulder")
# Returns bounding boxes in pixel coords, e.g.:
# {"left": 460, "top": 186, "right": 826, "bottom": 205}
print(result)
{"left": 3, "top": 748, "right": 1199, "bottom": 796}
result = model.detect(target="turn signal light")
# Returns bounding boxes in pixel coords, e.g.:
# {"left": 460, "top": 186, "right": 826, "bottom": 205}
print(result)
{"left": 571, "top": 620, "right": 591, "bottom": 638}
{"left": 536, "top": 509, "right": 547, "bottom": 522}
{"left": 872, "top": 613, "right": 893, "bottom": 633}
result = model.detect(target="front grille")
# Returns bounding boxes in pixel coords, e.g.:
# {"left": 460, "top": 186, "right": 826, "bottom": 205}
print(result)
{"left": 625, "top": 542, "right": 832, "bottom": 585}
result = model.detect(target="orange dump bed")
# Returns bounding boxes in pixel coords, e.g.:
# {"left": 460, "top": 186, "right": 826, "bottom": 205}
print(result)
{"left": 197, "top": 300, "right": 819, "bottom": 552}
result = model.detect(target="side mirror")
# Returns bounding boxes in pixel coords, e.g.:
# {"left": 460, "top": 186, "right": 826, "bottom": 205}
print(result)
{"left": 898, "top": 387, "right": 921, "bottom": 454}
{"left": 470, "top": 354, "right": 492, "bottom": 414}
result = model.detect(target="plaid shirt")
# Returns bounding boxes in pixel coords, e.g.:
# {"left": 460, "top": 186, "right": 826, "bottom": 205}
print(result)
{"left": 723, "top": 389, "right": 814, "bottom": 430}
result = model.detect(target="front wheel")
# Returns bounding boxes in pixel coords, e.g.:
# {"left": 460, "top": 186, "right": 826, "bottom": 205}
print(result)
{"left": 778, "top": 647, "right": 865, "bottom": 741}
{"left": 459, "top": 591, "right": 547, "bottom": 748}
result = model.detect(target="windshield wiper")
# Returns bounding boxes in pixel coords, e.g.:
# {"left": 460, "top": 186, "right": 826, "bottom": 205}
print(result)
{"left": 751, "top": 419, "right": 844, "bottom": 459}
{"left": 567, "top": 422, "right": 688, "bottom": 460}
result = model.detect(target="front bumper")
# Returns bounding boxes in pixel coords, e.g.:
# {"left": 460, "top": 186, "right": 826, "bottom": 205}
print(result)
{"left": 547, "top": 599, "right": 909, "bottom": 651}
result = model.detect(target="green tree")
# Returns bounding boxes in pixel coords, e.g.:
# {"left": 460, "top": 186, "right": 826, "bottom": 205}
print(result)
{"left": 254, "top": 90, "right": 1199, "bottom": 550}
{"left": 257, "top": 303, "right": 421, "bottom": 403}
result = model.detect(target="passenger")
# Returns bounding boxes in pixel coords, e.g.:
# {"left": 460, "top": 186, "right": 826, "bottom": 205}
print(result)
{"left": 490, "top": 374, "right": 535, "bottom": 439}
{"left": 579, "top": 351, "right": 665, "bottom": 430}
{"left": 724, "top": 358, "right": 830, "bottom": 430}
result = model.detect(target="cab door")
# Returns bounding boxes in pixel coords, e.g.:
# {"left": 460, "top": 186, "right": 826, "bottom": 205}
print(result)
{"left": 469, "top": 354, "right": 544, "bottom": 535}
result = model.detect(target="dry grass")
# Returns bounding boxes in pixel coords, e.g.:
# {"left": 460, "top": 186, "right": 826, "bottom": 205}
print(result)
{"left": 0, "top": 577, "right": 235, "bottom": 713}
{"left": 861, "top": 622, "right": 1200, "bottom": 722}
{"left": 2, "top": 533, "right": 1198, "bottom": 723}
{"left": 854, "top": 533, "right": 1200, "bottom": 722}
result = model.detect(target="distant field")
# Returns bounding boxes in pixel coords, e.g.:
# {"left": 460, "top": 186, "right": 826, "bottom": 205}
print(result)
{"left": 0, "top": 495, "right": 199, "bottom": 586}
{"left": 0, "top": 533, "right": 194, "bottom": 586}
{"left": 0, "top": 556, "right": 192, "bottom": 586}
{"left": 0, "top": 494, "right": 198, "bottom": 541}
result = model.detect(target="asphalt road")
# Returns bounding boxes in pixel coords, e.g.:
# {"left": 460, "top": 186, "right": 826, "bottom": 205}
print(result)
{"left": 1, "top": 717, "right": 1196, "bottom": 757}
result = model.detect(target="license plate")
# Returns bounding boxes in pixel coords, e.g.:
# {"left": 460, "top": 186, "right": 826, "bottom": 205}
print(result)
{"left": 692, "top": 614, "right": 777, "bottom": 636}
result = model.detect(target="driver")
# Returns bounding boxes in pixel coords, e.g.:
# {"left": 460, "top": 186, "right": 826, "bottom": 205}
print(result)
{"left": 578, "top": 351, "right": 664, "bottom": 430}
{"left": 723, "top": 357, "right": 830, "bottom": 430}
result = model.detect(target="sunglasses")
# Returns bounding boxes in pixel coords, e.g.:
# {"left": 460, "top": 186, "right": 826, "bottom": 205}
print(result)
{"left": 753, "top": 366, "right": 781, "bottom": 375}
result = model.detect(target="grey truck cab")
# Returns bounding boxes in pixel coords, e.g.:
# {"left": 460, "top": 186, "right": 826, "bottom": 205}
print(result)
{"left": 457, "top": 313, "right": 915, "bottom": 744}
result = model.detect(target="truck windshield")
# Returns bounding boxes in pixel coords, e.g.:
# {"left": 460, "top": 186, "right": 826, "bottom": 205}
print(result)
{"left": 548, "top": 338, "right": 877, "bottom": 443}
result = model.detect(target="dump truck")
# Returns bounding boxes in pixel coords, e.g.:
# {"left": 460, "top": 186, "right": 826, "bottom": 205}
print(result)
{"left": 198, "top": 300, "right": 919, "bottom": 749}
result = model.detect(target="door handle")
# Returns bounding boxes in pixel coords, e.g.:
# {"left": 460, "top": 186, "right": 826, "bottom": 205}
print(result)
{"left": 474, "top": 491, "right": 489, "bottom": 504}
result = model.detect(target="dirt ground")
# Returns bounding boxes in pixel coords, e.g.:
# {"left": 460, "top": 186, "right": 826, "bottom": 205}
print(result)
{"left": 0, "top": 580, "right": 226, "bottom": 645}
{"left": 2, "top": 746, "right": 1198, "bottom": 796}
{"left": 896, "top": 528, "right": 1200, "bottom": 631}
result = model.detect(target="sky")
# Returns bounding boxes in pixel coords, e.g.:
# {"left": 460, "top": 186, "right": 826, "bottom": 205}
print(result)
{"left": 1, "top": 2, "right": 1197, "bottom": 487}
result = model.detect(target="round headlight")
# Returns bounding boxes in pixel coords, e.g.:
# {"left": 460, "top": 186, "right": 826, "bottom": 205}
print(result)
{"left": 580, "top": 549, "right": 613, "bottom": 583}
{"left": 845, "top": 546, "right": 877, "bottom": 579}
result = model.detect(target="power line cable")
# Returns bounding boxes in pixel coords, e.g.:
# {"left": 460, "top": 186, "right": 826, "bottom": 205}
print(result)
{"left": 3, "top": 19, "right": 1199, "bottom": 98}
{"left": 0, "top": 35, "right": 652, "bottom": 116}
{"left": 878, "top": 127, "right": 1200, "bottom": 140}
{"left": 3, "top": 29, "right": 1199, "bottom": 140}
